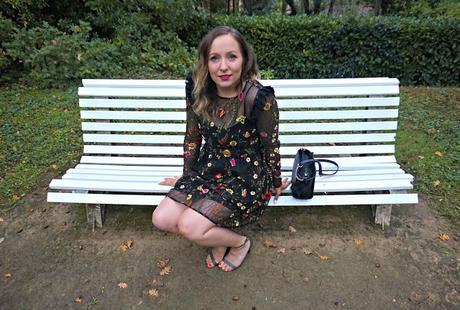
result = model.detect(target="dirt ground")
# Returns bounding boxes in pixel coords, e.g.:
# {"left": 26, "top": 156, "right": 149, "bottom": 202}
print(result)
{"left": 1, "top": 175, "right": 459, "bottom": 310}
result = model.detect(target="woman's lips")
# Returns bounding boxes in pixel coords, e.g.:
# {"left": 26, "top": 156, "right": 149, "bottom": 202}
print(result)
{"left": 219, "top": 75, "right": 231, "bottom": 81}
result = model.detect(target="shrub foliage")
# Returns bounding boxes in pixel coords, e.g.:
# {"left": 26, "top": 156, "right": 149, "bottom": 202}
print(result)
{"left": 0, "top": 1, "right": 459, "bottom": 87}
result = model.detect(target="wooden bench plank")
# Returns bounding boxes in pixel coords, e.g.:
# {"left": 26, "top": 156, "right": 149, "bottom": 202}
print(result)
{"left": 48, "top": 192, "right": 417, "bottom": 206}
{"left": 81, "top": 121, "right": 399, "bottom": 133}
{"left": 49, "top": 179, "right": 413, "bottom": 193}
{"left": 82, "top": 133, "right": 396, "bottom": 144}
{"left": 83, "top": 144, "right": 395, "bottom": 156}
{"left": 79, "top": 156, "right": 401, "bottom": 170}
{"left": 80, "top": 109, "right": 399, "bottom": 121}
{"left": 79, "top": 97, "right": 399, "bottom": 109}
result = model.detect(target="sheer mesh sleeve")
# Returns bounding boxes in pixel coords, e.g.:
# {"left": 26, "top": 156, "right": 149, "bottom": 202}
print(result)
{"left": 182, "top": 75, "right": 202, "bottom": 175}
{"left": 252, "top": 87, "right": 282, "bottom": 188}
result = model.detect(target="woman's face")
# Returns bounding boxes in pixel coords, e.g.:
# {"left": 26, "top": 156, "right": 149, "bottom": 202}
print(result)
{"left": 208, "top": 34, "right": 243, "bottom": 97}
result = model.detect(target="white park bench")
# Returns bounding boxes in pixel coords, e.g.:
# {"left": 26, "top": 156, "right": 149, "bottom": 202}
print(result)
{"left": 47, "top": 78, "right": 418, "bottom": 229}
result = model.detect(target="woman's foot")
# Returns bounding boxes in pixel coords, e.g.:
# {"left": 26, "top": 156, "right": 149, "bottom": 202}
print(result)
{"left": 206, "top": 246, "right": 228, "bottom": 269}
{"left": 218, "top": 237, "right": 251, "bottom": 272}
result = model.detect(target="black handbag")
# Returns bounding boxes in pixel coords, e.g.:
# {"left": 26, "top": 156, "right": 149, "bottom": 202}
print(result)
{"left": 291, "top": 148, "right": 339, "bottom": 199}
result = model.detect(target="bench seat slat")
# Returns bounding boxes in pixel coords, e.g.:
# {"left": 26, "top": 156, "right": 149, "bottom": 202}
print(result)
{"left": 68, "top": 167, "right": 407, "bottom": 177}
{"left": 79, "top": 156, "right": 401, "bottom": 170}
{"left": 47, "top": 192, "right": 417, "bottom": 206}
{"left": 62, "top": 172, "right": 413, "bottom": 183}
{"left": 81, "top": 121, "right": 398, "bottom": 133}
{"left": 83, "top": 144, "right": 395, "bottom": 156}
{"left": 82, "top": 133, "right": 396, "bottom": 144}
{"left": 75, "top": 156, "right": 399, "bottom": 170}
{"left": 49, "top": 178, "right": 413, "bottom": 193}
{"left": 80, "top": 109, "right": 399, "bottom": 121}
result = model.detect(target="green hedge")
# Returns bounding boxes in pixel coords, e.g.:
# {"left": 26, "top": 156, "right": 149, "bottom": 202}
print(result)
{"left": 216, "top": 15, "right": 460, "bottom": 86}
{"left": 1, "top": 14, "right": 459, "bottom": 87}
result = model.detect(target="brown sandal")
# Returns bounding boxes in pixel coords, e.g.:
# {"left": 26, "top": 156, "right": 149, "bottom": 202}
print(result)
{"left": 218, "top": 237, "right": 251, "bottom": 272}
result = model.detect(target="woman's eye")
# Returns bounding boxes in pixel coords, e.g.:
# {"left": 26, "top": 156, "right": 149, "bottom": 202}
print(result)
{"left": 228, "top": 54, "right": 237, "bottom": 60}
{"left": 210, "top": 55, "right": 219, "bottom": 62}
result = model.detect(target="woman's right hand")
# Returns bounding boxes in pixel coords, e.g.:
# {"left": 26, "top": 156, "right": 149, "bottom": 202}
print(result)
{"left": 159, "top": 176, "right": 180, "bottom": 186}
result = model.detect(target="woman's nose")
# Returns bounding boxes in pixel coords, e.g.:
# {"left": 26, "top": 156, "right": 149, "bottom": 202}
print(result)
{"left": 219, "top": 59, "right": 229, "bottom": 71}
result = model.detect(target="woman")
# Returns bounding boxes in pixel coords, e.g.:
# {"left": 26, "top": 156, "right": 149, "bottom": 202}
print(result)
{"left": 152, "top": 26, "right": 289, "bottom": 272}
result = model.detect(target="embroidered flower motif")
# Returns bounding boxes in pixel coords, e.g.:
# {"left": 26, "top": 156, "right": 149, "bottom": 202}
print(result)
{"left": 242, "top": 188, "right": 247, "bottom": 197}
{"left": 207, "top": 162, "right": 212, "bottom": 167}
{"left": 245, "top": 157, "right": 251, "bottom": 163}
{"left": 253, "top": 174, "right": 258, "bottom": 179}
{"left": 214, "top": 172, "right": 222, "bottom": 179}
{"left": 260, "top": 131, "right": 268, "bottom": 138}
{"left": 250, "top": 191, "right": 256, "bottom": 196}
{"left": 179, "top": 185, "right": 185, "bottom": 189}
{"left": 237, "top": 202, "right": 242, "bottom": 207}
{"left": 263, "top": 102, "right": 272, "bottom": 111}
{"left": 187, "top": 143, "right": 196, "bottom": 150}
{"left": 244, "top": 131, "right": 251, "bottom": 138}
{"left": 210, "top": 122, "right": 215, "bottom": 127}
{"left": 254, "top": 161, "right": 259, "bottom": 166}
{"left": 223, "top": 149, "right": 231, "bottom": 157}
{"left": 184, "top": 151, "right": 192, "bottom": 158}
{"left": 230, "top": 158, "right": 236, "bottom": 167}
{"left": 226, "top": 188, "right": 234, "bottom": 194}
{"left": 217, "top": 107, "right": 225, "bottom": 118}
{"left": 186, "top": 194, "right": 192, "bottom": 200}
{"left": 236, "top": 115, "right": 246, "bottom": 124}
{"left": 229, "top": 140, "right": 237, "bottom": 147}
{"left": 239, "top": 91, "right": 244, "bottom": 102}
{"left": 202, "top": 188, "right": 209, "bottom": 194}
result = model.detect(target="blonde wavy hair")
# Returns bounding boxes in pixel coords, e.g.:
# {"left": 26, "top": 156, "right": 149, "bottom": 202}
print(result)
{"left": 192, "top": 26, "right": 260, "bottom": 120}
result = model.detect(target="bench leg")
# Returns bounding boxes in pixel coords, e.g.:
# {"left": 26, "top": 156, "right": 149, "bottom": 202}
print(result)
{"left": 373, "top": 190, "right": 407, "bottom": 230}
{"left": 86, "top": 205, "right": 106, "bottom": 229}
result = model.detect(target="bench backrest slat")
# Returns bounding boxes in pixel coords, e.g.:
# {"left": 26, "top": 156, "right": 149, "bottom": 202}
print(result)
{"left": 78, "top": 77, "right": 401, "bottom": 165}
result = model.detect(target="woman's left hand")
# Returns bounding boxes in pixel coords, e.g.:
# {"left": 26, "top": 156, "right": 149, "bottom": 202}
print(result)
{"left": 274, "top": 178, "right": 291, "bottom": 202}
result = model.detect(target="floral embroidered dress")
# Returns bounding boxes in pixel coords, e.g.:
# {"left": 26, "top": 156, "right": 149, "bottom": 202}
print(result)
{"left": 166, "top": 76, "right": 281, "bottom": 228}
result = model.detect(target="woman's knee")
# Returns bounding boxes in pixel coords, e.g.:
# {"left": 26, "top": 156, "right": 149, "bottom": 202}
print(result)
{"left": 152, "top": 198, "right": 181, "bottom": 231}
{"left": 177, "top": 210, "right": 211, "bottom": 241}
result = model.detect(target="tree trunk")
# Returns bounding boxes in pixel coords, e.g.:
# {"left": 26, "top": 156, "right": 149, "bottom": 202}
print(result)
{"left": 328, "top": 0, "right": 335, "bottom": 14}
{"left": 313, "top": 0, "right": 321, "bottom": 14}
{"left": 286, "top": 0, "right": 297, "bottom": 15}
{"left": 303, "top": 0, "right": 310, "bottom": 15}
{"left": 374, "top": 0, "right": 383, "bottom": 15}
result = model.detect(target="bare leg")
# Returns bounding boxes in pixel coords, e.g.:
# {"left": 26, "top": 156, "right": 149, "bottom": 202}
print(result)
{"left": 152, "top": 197, "right": 188, "bottom": 234}
{"left": 177, "top": 208, "right": 251, "bottom": 271}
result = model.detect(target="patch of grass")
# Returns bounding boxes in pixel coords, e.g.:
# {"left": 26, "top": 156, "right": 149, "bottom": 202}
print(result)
{"left": 0, "top": 85, "right": 458, "bottom": 225}
{"left": 0, "top": 86, "right": 82, "bottom": 209}
{"left": 397, "top": 87, "right": 460, "bottom": 223}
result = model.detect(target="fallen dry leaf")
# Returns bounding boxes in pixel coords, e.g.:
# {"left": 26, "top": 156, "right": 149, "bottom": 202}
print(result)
{"left": 117, "top": 282, "right": 128, "bottom": 289}
{"left": 277, "top": 247, "right": 286, "bottom": 254}
{"left": 303, "top": 248, "right": 313, "bottom": 255}
{"left": 438, "top": 233, "right": 450, "bottom": 241}
{"left": 434, "top": 151, "right": 443, "bottom": 157}
{"left": 74, "top": 296, "right": 83, "bottom": 303}
{"left": 418, "top": 155, "right": 425, "bottom": 159}
{"left": 11, "top": 195, "right": 20, "bottom": 201}
{"left": 263, "top": 240, "right": 277, "bottom": 248}
{"left": 433, "top": 180, "right": 441, "bottom": 187}
{"left": 319, "top": 255, "right": 330, "bottom": 260}
{"left": 119, "top": 240, "right": 134, "bottom": 252}
{"left": 159, "top": 265, "right": 172, "bottom": 276}
{"left": 148, "top": 289, "right": 159, "bottom": 297}
{"left": 4, "top": 273, "right": 12, "bottom": 278}
{"left": 288, "top": 225, "right": 297, "bottom": 233}
{"left": 156, "top": 257, "right": 170, "bottom": 269}
{"left": 51, "top": 164, "right": 58, "bottom": 170}
{"left": 354, "top": 239, "right": 364, "bottom": 246}
{"left": 0, "top": 217, "right": 4, "bottom": 223}
{"left": 426, "top": 128, "right": 436, "bottom": 134}
{"left": 232, "top": 295, "right": 240, "bottom": 301}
